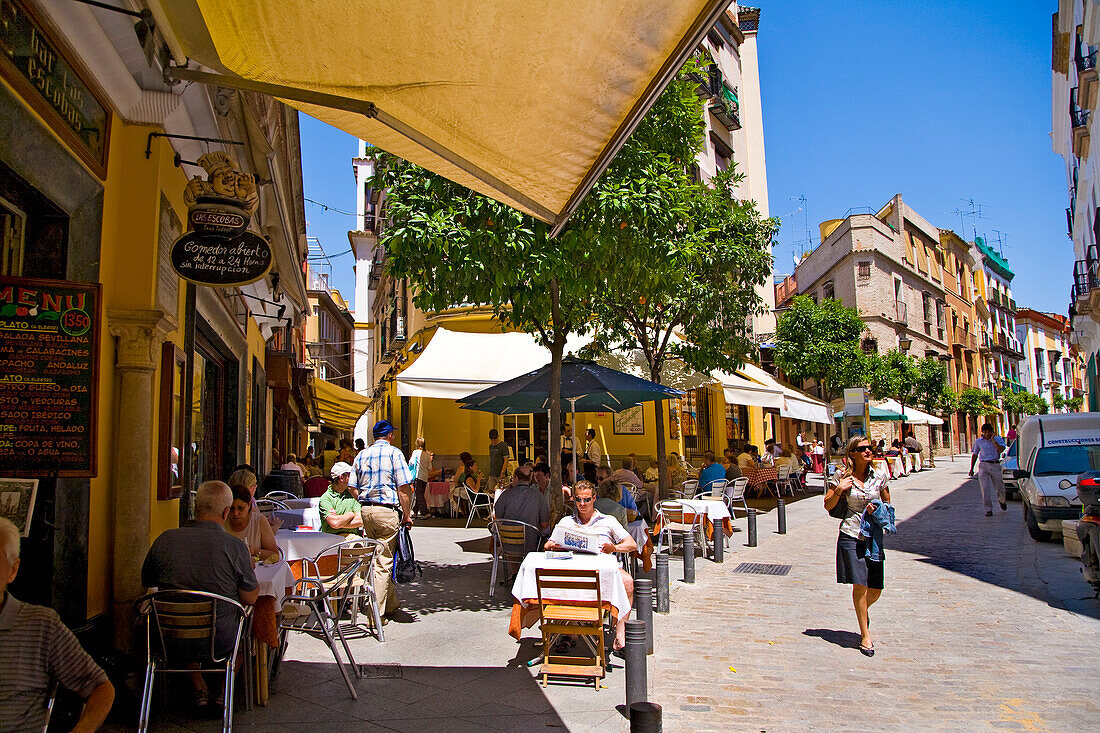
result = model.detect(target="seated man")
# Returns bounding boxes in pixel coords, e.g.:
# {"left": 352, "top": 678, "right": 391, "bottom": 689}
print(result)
{"left": 0, "top": 517, "right": 114, "bottom": 732}
{"left": 612, "top": 459, "right": 643, "bottom": 491}
{"left": 762, "top": 438, "right": 782, "bottom": 466}
{"left": 142, "top": 481, "right": 258, "bottom": 708}
{"left": 319, "top": 462, "right": 364, "bottom": 536}
{"left": 493, "top": 465, "right": 549, "bottom": 553}
{"left": 545, "top": 481, "right": 637, "bottom": 649}
{"left": 532, "top": 462, "right": 566, "bottom": 527}
{"left": 697, "top": 450, "right": 726, "bottom": 493}
{"left": 736, "top": 445, "right": 757, "bottom": 472}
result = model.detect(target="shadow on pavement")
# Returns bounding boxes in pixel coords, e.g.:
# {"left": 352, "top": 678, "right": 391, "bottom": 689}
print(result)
{"left": 802, "top": 628, "right": 862, "bottom": 649}
{"left": 398, "top": 560, "right": 514, "bottom": 615}
{"left": 890, "top": 480, "right": 1100, "bottom": 621}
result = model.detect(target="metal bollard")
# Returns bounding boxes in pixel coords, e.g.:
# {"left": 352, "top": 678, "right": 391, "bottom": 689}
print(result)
{"left": 747, "top": 508, "right": 758, "bottom": 547}
{"left": 634, "top": 578, "right": 654, "bottom": 654}
{"left": 682, "top": 531, "right": 696, "bottom": 583}
{"left": 629, "top": 701, "right": 663, "bottom": 732}
{"left": 654, "top": 554, "right": 670, "bottom": 614}
{"left": 713, "top": 521, "right": 724, "bottom": 563}
{"left": 776, "top": 497, "right": 787, "bottom": 535}
{"left": 624, "top": 620, "right": 648, "bottom": 709}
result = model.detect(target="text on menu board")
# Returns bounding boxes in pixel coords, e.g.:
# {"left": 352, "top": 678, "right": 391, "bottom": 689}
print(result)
{"left": 0, "top": 277, "right": 100, "bottom": 477}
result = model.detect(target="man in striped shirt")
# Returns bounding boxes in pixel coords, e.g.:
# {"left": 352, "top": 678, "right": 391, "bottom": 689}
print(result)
{"left": 0, "top": 516, "right": 115, "bottom": 732}
{"left": 350, "top": 420, "right": 414, "bottom": 620}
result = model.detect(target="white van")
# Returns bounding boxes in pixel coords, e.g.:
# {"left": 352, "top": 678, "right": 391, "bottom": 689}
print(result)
{"left": 1014, "top": 413, "right": 1100, "bottom": 541}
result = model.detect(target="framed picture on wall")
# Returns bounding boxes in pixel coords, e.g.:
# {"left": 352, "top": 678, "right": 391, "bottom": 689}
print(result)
{"left": 0, "top": 478, "right": 39, "bottom": 537}
{"left": 613, "top": 405, "right": 644, "bottom": 435}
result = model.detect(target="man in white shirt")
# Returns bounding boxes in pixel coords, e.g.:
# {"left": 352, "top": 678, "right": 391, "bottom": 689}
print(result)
{"left": 762, "top": 439, "right": 781, "bottom": 466}
{"left": 583, "top": 428, "right": 604, "bottom": 473}
{"left": 612, "top": 459, "right": 643, "bottom": 491}
{"left": 969, "top": 423, "right": 1007, "bottom": 516}
{"left": 545, "top": 480, "right": 637, "bottom": 649}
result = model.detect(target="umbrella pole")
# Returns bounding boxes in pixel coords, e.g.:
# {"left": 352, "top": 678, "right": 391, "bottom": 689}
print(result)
{"left": 570, "top": 397, "right": 578, "bottom": 486}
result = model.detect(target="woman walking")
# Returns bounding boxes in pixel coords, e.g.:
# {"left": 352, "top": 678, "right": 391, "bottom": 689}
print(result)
{"left": 824, "top": 435, "right": 890, "bottom": 657}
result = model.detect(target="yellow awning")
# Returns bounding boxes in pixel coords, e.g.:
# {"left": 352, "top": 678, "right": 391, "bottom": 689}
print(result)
{"left": 311, "top": 378, "right": 371, "bottom": 432}
{"left": 157, "top": 0, "right": 731, "bottom": 233}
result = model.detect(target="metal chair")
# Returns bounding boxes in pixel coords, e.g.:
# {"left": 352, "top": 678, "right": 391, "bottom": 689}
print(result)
{"left": 464, "top": 483, "right": 494, "bottom": 528}
{"left": 629, "top": 483, "right": 653, "bottom": 522}
{"left": 673, "top": 480, "right": 698, "bottom": 499}
{"left": 272, "top": 560, "right": 364, "bottom": 700}
{"left": 310, "top": 538, "right": 387, "bottom": 642}
{"left": 534, "top": 567, "right": 607, "bottom": 690}
{"left": 724, "top": 477, "right": 750, "bottom": 516}
{"left": 773, "top": 464, "right": 795, "bottom": 497}
{"left": 488, "top": 519, "right": 540, "bottom": 596}
{"left": 133, "top": 590, "right": 249, "bottom": 733}
{"left": 255, "top": 498, "right": 290, "bottom": 514}
{"left": 654, "top": 500, "right": 704, "bottom": 556}
{"left": 693, "top": 479, "right": 728, "bottom": 500}
{"left": 264, "top": 490, "right": 300, "bottom": 501}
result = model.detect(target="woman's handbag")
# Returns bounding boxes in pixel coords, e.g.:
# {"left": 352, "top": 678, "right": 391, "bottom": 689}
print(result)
{"left": 827, "top": 488, "right": 850, "bottom": 519}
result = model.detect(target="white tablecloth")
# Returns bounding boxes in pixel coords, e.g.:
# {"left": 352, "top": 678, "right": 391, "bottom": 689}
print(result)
{"left": 254, "top": 560, "right": 295, "bottom": 606}
{"left": 511, "top": 551, "right": 631, "bottom": 619}
{"left": 274, "top": 508, "right": 321, "bottom": 531}
{"left": 677, "top": 498, "right": 731, "bottom": 521}
{"left": 275, "top": 529, "right": 342, "bottom": 561}
{"left": 627, "top": 519, "right": 650, "bottom": 548}
{"left": 283, "top": 498, "right": 320, "bottom": 510}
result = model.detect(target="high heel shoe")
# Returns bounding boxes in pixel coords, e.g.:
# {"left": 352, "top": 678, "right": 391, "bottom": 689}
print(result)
{"left": 859, "top": 644, "right": 875, "bottom": 657}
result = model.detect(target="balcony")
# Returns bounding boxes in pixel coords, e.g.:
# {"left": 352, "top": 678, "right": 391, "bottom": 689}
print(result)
{"left": 775, "top": 274, "right": 797, "bottom": 306}
{"left": 993, "top": 333, "right": 1024, "bottom": 360}
{"left": 1078, "top": 45, "right": 1099, "bottom": 108}
{"left": 1007, "top": 297, "right": 1016, "bottom": 312}
{"left": 1073, "top": 246, "right": 1100, "bottom": 319}
{"left": 709, "top": 83, "right": 741, "bottom": 131}
{"left": 893, "top": 300, "right": 907, "bottom": 324}
{"left": 1072, "top": 105, "right": 1091, "bottom": 158}
{"left": 1075, "top": 376, "right": 1085, "bottom": 391}
{"left": 980, "top": 332, "right": 993, "bottom": 352}
{"left": 953, "top": 327, "right": 977, "bottom": 352}
{"left": 687, "top": 60, "right": 722, "bottom": 99}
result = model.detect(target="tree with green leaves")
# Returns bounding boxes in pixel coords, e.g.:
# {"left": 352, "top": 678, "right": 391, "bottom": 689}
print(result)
{"left": 867, "top": 350, "right": 924, "bottom": 441}
{"left": 1008, "top": 391, "right": 1049, "bottom": 415}
{"left": 774, "top": 296, "right": 868, "bottom": 400}
{"left": 956, "top": 388, "right": 999, "bottom": 418}
{"left": 1066, "top": 395, "right": 1084, "bottom": 412}
{"left": 1051, "top": 392, "right": 1066, "bottom": 411}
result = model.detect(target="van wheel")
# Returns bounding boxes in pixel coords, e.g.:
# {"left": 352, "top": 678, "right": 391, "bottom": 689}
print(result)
{"left": 1024, "top": 503, "right": 1054, "bottom": 542}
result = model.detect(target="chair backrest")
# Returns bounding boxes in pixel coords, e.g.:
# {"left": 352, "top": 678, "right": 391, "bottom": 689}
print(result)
{"left": 658, "top": 500, "right": 686, "bottom": 524}
{"left": 491, "top": 519, "right": 540, "bottom": 556}
{"left": 695, "top": 479, "right": 727, "bottom": 499}
{"left": 726, "top": 477, "right": 749, "bottom": 499}
{"left": 256, "top": 498, "right": 290, "bottom": 514}
{"left": 776, "top": 464, "right": 791, "bottom": 480}
{"left": 265, "top": 490, "right": 300, "bottom": 501}
{"left": 134, "top": 589, "right": 246, "bottom": 666}
{"left": 303, "top": 476, "right": 331, "bottom": 498}
{"left": 680, "top": 480, "right": 698, "bottom": 496}
{"left": 260, "top": 470, "right": 302, "bottom": 497}
{"left": 534, "top": 567, "right": 602, "bottom": 608}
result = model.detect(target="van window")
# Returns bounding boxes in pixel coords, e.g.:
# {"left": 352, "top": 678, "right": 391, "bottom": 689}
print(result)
{"left": 1006, "top": 441, "right": 1017, "bottom": 458}
{"left": 1032, "top": 445, "right": 1100, "bottom": 477}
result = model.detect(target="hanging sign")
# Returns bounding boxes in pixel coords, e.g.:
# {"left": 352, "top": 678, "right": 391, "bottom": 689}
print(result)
{"left": 171, "top": 152, "right": 271, "bottom": 287}
{"left": 0, "top": 276, "right": 101, "bottom": 477}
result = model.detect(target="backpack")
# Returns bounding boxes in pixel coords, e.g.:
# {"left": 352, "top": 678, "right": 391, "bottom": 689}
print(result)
{"left": 392, "top": 524, "right": 422, "bottom": 584}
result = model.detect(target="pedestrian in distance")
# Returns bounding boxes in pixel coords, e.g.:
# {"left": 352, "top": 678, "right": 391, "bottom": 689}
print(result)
{"left": 824, "top": 435, "right": 891, "bottom": 657}
{"left": 969, "top": 422, "right": 1007, "bottom": 517}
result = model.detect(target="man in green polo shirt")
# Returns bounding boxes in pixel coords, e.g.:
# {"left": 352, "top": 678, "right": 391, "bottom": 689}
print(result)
{"left": 319, "top": 462, "right": 363, "bottom": 536}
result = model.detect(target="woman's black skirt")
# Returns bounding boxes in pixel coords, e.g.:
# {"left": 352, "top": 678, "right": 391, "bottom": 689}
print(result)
{"left": 836, "top": 532, "right": 884, "bottom": 590}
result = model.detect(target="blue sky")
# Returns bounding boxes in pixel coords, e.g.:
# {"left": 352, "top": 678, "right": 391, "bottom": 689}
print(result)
{"left": 300, "top": 0, "right": 1069, "bottom": 315}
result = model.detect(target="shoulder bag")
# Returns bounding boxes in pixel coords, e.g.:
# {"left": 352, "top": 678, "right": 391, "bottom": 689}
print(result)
{"left": 392, "top": 523, "right": 423, "bottom": 584}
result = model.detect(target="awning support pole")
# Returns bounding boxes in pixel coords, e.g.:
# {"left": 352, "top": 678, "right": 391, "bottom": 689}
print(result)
{"left": 164, "top": 65, "right": 556, "bottom": 223}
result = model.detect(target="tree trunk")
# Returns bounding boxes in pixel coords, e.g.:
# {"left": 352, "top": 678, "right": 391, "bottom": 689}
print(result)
{"left": 547, "top": 280, "right": 565, "bottom": 507}
{"left": 651, "top": 363, "right": 669, "bottom": 500}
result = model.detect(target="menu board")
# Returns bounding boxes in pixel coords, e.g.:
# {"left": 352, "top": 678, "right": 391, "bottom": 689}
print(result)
{"left": 0, "top": 277, "right": 100, "bottom": 477}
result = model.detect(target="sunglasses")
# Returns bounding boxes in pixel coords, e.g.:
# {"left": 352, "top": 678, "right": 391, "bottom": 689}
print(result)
{"left": 574, "top": 496, "right": 595, "bottom": 504}
{"left": 853, "top": 445, "right": 873, "bottom": 453}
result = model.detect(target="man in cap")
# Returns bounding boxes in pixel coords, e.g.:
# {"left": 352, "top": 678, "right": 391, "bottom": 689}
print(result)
{"left": 350, "top": 420, "right": 413, "bottom": 621}
{"left": 318, "top": 461, "right": 363, "bottom": 536}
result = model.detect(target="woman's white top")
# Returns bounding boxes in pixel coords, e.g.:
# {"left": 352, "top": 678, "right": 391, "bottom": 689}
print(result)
{"left": 839, "top": 464, "right": 889, "bottom": 539}
{"left": 227, "top": 510, "right": 265, "bottom": 551}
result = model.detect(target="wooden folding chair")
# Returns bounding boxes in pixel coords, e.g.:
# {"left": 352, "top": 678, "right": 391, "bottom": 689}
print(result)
{"left": 534, "top": 568, "right": 607, "bottom": 690}
{"left": 488, "top": 519, "right": 539, "bottom": 597}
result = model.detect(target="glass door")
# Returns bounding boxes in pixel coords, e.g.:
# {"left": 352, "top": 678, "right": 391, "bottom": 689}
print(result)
{"left": 503, "top": 414, "right": 532, "bottom": 464}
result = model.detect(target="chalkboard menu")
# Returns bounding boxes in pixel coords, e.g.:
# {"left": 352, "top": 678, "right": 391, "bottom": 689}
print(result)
{"left": 171, "top": 230, "right": 272, "bottom": 287}
{"left": 0, "top": 277, "right": 101, "bottom": 477}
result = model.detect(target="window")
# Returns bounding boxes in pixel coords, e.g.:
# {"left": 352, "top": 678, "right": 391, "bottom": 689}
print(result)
{"left": 822, "top": 281, "right": 834, "bottom": 300}
{"left": 922, "top": 292, "right": 933, "bottom": 336}
{"left": 936, "top": 300, "right": 946, "bottom": 341}
{"left": 857, "top": 261, "right": 871, "bottom": 279}
{"left": 903, "top": 232, "right": 915, "bottom": 265}
{"left": 710, "top": 132, "right": 733, "bottom": 173}
{"left": 0, "top": 197, "right": 25, "bottom": 276}
{"left": 861, "top": 337, "right": 878, "bottom": 354}
{"left": 503, "top": 414, "right": 532, "bottom": 464}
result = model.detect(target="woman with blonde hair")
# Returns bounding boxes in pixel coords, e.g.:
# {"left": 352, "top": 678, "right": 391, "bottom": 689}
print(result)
{"left": 824, "top": 435, "right": 891, "bottom": 657}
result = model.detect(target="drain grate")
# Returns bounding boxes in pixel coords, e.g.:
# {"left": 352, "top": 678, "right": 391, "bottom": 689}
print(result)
{"left": 360, "top": 664, "right": 403, "bottom": 679}
{"left": 731, "top": 562, "right": 791, "bottom": 576}
{"left": 907, "top": 487, "right": 932, "bottom": 491}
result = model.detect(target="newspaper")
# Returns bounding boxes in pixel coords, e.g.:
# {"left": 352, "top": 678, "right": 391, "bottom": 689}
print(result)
{"left": 549, "top": 524, "right": 601, "bottom": 554}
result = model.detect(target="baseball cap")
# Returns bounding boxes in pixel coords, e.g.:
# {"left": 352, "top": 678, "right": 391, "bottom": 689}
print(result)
{"left": 330, "top": 461, "right": 354, "bottom": 480}
{"left": 372, "top": 420, "right": 395, "bottom": 439}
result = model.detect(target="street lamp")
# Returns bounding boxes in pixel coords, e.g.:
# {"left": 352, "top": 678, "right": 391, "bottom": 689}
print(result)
{"left": 898, "top": 336, "right": 912, "bottom": 353}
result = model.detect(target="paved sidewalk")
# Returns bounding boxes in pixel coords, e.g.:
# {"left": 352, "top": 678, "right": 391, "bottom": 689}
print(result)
{"left": 645, "top": 459, "right": 1100, "bottom": 731}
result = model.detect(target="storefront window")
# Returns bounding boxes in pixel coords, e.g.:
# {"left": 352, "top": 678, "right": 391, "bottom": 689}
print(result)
{"left": 681, "top": 388, "right": 711, "bottom": 459}
{"left": 503, "top": 414, "right": 532, "bottom": 463}
{"left": 158, "top": 344, "right": 186, "bottom": 500}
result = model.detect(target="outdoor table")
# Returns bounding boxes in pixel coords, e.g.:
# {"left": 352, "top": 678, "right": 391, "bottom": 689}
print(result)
{"left": 885, "top": 455, "right": 905, "bottom": 477}
{"left": 283, "top": 497, "right": 320, "bottom": 510}
{"left": 626, "top": 519, "right": 653, "bottom": 572}
{"left": 871, "top": 458, "right": 891, "bottom": 478}
{"left": 250, "top": 559, "right": 295, "bottom": 706}
{"left": 508, "top": 551, "right": 630, "bottom": 639}
{"left": 274, "top": 507, "right": 320, "bottom": 531}
{"left": 677, "top": 498, "right": 733, "bottom": 540}
{"left": 743, "top": 466, "right": 778, "bottom": 496}
{"left": 426, "top": 481, "right": 453, "bottom": 510}
{"left": 275, "top": 529, "right": 342, "bottom": 563}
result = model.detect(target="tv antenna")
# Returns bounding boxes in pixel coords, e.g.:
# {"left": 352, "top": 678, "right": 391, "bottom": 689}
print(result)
{"left": 990, "top": 229, "right": 1011, "bottom": 256}
{"left": 945, "top": 198, "right": 988, "bottom": 240}
{"left": 784, "top": 194, "right": 814, "bottom": 261}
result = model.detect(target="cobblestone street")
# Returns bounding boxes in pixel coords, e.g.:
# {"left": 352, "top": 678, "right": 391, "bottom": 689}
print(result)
{"left": 647, "top": 458, "right": 1100, "bottom": 732}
